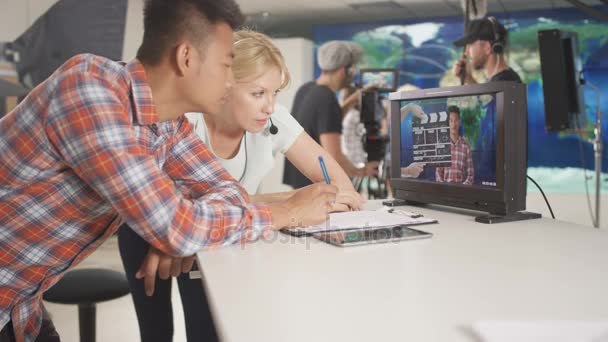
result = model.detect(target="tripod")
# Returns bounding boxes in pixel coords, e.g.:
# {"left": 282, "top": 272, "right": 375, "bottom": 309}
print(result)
{"left": 581, "top": 81, "right": 603, "bottom": 228}
{"left": 353, "top": 158, "right": 389, "bottom": 199}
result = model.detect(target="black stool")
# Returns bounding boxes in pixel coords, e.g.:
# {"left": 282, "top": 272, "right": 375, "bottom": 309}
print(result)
{"left": 43, "top": 268, "right": 130, "bottom": 342}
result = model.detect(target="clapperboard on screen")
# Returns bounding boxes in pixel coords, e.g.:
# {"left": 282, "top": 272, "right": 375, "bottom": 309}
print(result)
{"left": 412, "top": 111, "right": 452, "bottom": 167}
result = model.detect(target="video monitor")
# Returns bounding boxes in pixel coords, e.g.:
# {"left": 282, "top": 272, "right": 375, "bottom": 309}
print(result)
{"left": 389, "top": 82, "right": 528, "bottom": 216}
{"left": 359, "top": 68, "right": 398, "bottom": 92}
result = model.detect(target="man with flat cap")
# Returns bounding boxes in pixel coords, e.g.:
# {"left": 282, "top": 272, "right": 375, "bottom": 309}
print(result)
{"left": 283, "top": 40, "right": 378, "bottom": 189}
{"left": 452, "top": 17, "right": 522, "bottom": 84}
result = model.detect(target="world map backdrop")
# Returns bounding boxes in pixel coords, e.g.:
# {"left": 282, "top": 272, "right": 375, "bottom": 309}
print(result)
{"left": 313, "top": 7, "right": 608, "bottom": 174}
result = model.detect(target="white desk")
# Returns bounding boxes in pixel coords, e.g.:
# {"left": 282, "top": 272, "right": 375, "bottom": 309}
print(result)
{"left": 197, "top": 201, "right": 608, "bottom": 342}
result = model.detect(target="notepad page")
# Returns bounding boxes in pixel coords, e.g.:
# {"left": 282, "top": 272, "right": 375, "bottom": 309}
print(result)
{"left": 288, "top": 210, "right": 437, "bottom": 233}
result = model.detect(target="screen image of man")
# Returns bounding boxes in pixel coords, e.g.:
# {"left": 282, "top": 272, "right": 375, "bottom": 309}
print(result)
{"left": 435, "top": 105, "right": 474, "bottom": 184}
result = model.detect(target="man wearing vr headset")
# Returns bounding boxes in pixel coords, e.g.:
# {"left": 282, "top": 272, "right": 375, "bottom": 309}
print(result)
{"left": 452, "top": 17, "right": 522, "bottom": 84}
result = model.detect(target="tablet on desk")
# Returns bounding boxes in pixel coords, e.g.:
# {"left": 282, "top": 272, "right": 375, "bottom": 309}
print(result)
{"left": 313, "top": 225, "right": 432, "bottom": 247}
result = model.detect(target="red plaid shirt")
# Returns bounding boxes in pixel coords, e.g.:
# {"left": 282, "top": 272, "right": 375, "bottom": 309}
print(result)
{"left": 435, "top": 136, "right": 474, "bottom": 184}
{"left": 0, "top": 54, "right": 272, "bottom": 342}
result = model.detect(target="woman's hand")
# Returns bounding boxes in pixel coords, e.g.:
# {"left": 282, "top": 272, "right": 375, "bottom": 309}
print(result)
{"left": 331, "top": 190, "right": 365, "bottom": 212}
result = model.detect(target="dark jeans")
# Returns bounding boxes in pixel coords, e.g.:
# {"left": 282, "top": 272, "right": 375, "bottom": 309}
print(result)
{"left": 0, "top": 305, "right": 60, "bottom": 342}
{"left": 117, "top": 224, "right": 219, "bottom": 342}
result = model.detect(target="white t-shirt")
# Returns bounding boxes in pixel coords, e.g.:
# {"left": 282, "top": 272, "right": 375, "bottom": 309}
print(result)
{"left": 185, "top": 104, "right": 304, "bottom": 194}
{"left": 341, "top": 108, "right": 367, "bottom": 166}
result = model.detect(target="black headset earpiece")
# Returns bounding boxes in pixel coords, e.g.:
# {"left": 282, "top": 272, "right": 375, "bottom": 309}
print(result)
{"left": 269, "top": 118, "right": 278, "bottom": 135}
{"left": 488, "top": 16, "right": 504, "bottom": 54}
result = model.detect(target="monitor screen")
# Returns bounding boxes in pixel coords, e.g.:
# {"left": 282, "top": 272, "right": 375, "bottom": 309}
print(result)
{"left": 359, "top": 68, "right": 398, "bottom": 92}
{"left": 399, "top": 94, "right": 497, "bottom": 188}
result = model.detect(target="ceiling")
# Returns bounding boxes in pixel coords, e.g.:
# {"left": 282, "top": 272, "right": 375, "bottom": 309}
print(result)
{"left": 236, "top": 0, "right": 606, "bottom": 37}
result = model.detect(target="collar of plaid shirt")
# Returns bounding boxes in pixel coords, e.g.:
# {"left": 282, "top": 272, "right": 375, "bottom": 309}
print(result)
{"left": 125, "top": 59, "right": 158, "bottom": 125}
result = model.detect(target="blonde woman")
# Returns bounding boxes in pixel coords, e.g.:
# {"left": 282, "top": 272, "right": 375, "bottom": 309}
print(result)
{"left": 118, "top": 30, "right": 363, "bottom": 342}
{"left": 186, "top": 30, "right": 361, "bottom": 205}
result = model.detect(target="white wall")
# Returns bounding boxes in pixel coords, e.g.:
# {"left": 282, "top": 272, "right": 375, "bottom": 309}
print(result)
{"left": 0, "top": 0, "right": 57, "bottom": 41}
{"left": 257, "top": 37, "right": 314, "bottom": 194}
{"left": 122, "top": 0, "right": 143, "bottom": 61}
{"left": 272, "top": 38, "right": 314, "bottom": 112}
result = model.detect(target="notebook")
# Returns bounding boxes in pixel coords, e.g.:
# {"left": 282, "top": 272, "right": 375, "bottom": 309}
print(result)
{"left": 282, "top": 207, "right": 437, "bottom": 236}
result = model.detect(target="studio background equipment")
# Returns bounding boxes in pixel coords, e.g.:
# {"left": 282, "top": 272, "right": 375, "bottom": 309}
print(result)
{"left": 7, "top": 0, "right": 127, "bottom": 89}
{"left": 360, "top": 90, "right": 389, "bottom": 162}
{"left": 538, "top": 28, "right": 603, "bottom": 228}
{"left": 0, "top": 43, "right": 29, "bottom": 118}
{"left": 357, "top": 68, "right": 399, "bottom": 199}
{"left": 538, "top": 29, "right": 586, "bottom": 133}
{"left": 359, "top": 68, "right": 398, "bottom": 163}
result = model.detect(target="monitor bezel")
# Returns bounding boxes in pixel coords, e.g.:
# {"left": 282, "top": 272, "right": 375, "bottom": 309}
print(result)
{"left": 389, "top": 82, "right": 527, "bottom": 215}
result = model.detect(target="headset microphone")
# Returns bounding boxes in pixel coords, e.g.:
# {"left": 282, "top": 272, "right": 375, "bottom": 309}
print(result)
{"left": 269, "top": 118, "right": 278, "bottom": 135}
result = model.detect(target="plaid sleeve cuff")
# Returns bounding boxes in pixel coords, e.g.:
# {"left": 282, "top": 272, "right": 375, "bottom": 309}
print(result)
{"left": 243, "top": 203, "right": 274, "bottom": 242}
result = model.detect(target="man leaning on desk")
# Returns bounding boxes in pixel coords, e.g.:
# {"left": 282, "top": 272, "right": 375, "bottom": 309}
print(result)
{"left": 0, "top": 1, "right": 339, "bottom": 341}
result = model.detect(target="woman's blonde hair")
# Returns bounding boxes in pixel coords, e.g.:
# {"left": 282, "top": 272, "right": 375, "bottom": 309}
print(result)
{"left": 232, "top": 30, "right": 291, "bottom": 90}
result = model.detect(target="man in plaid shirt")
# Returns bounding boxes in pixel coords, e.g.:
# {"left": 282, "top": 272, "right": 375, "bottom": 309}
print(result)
{"left": 0, "top": 1, "right": 338, "bottom": 341}
{"left": 436, "top": 105, "right": 475, "bottom": 185}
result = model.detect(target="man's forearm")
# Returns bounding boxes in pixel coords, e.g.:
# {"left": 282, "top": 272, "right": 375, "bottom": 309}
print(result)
{"left": 268, "top": 202, "right": 292, "bottom": 229}
{"left": 251, "top": 191, "right": 296, "bottom": 204}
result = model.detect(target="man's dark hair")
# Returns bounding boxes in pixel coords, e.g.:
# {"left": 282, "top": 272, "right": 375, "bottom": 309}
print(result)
{"left": 448, "top": 105, "right": 460, "bottom": 118}
{"left": 137, "top": 0, "right": 245, "bottom": 65}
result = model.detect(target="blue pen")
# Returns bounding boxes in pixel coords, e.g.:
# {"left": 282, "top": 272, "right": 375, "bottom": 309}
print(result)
{"left": 318, "top": 156, "right": 331, "bottom": 184}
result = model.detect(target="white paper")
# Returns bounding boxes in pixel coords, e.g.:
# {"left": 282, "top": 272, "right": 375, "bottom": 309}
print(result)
{"left": 286, "top": 209, "right": 437, "bottom": 233}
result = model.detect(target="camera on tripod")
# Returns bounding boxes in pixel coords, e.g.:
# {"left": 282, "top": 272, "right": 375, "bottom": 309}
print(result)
{"left": 358, "top": 68, "right": 398, "bottom": 162}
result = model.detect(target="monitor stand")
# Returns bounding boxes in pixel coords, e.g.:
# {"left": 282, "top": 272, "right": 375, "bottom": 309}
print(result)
{"left": 475, "top": 211, "right": 542, "bottom": 224}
